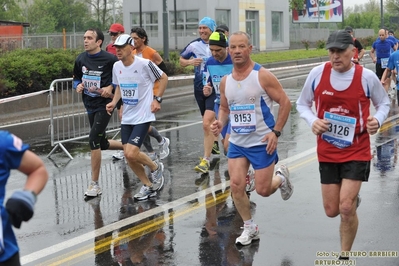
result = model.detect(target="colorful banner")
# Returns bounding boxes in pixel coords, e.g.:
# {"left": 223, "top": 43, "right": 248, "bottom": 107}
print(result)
{"left": 292, "top": 0, "right": 343, "bottom": 23}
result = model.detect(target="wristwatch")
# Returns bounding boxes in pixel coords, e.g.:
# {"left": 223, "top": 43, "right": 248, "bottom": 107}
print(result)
{"left": 272, "top": 129, "right": 281, "bottom": 137}
{"left": 154, "top": 95, "right": 163, "bottom": 103}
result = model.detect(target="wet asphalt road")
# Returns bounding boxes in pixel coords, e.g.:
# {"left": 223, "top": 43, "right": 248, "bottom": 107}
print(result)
{"left": 4, "top": 68, "right": 399, "bottom": 266}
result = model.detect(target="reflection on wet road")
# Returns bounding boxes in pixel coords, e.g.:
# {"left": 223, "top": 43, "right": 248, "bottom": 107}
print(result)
{"left": 5, "top": 73, "right": 399, "bottom": 266}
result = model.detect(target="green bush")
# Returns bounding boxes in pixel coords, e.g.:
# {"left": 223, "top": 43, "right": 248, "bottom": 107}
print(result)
{"left": 316, "top": 40, "right": 326, "bottom": 50}
{"left": 0, "top": 49, "right": 192, "bottom": 98}
{"left": 301, "top": 40, "right": 310, "bottom": 50}
{"left": 356, "top": 36, "right": 375, "bottom": 48}
{"left": 0, "top": 49, "right": 81, "bottom": 98}
{"left": 159, "top": 51, "right": 194, "bottom": 75}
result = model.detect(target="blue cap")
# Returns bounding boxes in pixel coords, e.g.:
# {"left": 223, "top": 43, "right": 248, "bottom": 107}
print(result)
{"left": 199, "top": 17, "right": 216, "bottom": 32}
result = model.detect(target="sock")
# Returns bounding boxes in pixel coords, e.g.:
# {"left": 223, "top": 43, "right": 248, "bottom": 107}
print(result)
{"left": 204, "top": 157, "right": 210, "bottom": 163}
{"left": 149, "top": 127, "right": 163, "bottom": 143}
{"left": 277, "top": 174, "right": 286, "bottom": 187}
{"left": 244, "top": 219, "right": 254, "bottom": 226}
{"left": 142, "top": 134, "right": 154, "bottom": 152}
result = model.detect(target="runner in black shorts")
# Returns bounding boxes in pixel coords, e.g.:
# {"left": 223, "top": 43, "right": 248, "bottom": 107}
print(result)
{"left": 73, "top": 28, "right": 123, "bottom": 198}
{"left": 106, "top": 34, "right": 168, "bottom": 201}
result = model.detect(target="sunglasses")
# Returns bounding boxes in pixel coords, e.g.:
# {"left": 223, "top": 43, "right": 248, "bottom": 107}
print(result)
{"left": 109, "top": 32, "right": 118, "bottom": 36}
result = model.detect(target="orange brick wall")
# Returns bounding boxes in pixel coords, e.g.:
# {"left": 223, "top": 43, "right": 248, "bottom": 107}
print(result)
{"left": 0, "top": 25, "right": 23, "bottom": 36}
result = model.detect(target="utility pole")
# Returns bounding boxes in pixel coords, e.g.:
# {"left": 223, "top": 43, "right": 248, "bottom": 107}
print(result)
{"left": 317, "top": 0, "right": 320, "bottom": 29}
{"left": 139, "top": 0, "right": 142, "bottom": 27}
{"left": 112, "top": 0, "right": 116, "bottom": 23}
{"left": 381, "top": 0, "right": 384, "bottom": 28}
{"left": 174, "top": 0, "right": 177, "bottom": 50}
{"left": 163, "top": 0, "right": 169, "bottom": 60}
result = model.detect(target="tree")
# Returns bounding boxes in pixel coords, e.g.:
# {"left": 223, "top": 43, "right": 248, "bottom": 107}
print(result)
{"left": 26, "top": 0, "right": 89, "bottom": 34}
{"left": 386, "top": 0, "right": 399, "bottom": 23}
{"left": 0, "top": 0, "right": 25, "bottom": 21}
{"left": 88, "top": 0, "right": 123, "bottom": 29}
{"left": 387, "top": 0, "right": 399, "bottom": 12}
{"left": 343, "top": 0, "right": 386, "bottom": 33}
{"left": 25, "top": 0, "right": 122, "bottom": 34}
{"left": 289, "top": 0, "right": 305, "bottom": 11}
{"left": 343, "top": 10, "right": 381, "bottom": 33}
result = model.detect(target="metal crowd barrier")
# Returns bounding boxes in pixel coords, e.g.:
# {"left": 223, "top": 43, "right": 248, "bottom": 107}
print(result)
{"left": 0, "top": 89, "right": 51, "bottom": 128}
{"left": 46, "top": 75, "right": 195, "bottom": 160}
{"left": 47, "top": 78, "right": 121, "bottom": 159}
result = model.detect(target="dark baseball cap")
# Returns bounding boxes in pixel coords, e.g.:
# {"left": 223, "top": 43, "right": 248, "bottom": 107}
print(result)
{"left": 216, "top": 24, "right": 229, "bottom": 33}
{"left": 326, "top": 30, "right": 354, "bottom": 50}
{"left": 344, "top": 26, "right": 353, "bottom": 33}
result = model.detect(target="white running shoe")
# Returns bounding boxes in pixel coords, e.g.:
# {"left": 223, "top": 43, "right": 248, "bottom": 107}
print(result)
{"left": 276, "top": 165, "right": 293, "bottom": 200}
{"left": 148, "top": 152, "right": 158, "bottom": 161}
{"left": 112, "top": 150, "right": 124, "bottom": 160}
{"left": 151, "top": 162, "right": 164, "bottom": 191}
{"left": 134, "top": 185, "right": 157, "bottom": 201}
{"left": 235, "top": 224, "right": 260, "bottom": 246}
{"left": 84, "top": 182, "right": 102, "bottom": 197}
{"left": 159, "top": 137, "right": 170, "bottom": 159}
{"left": 245, "top": 167, "right": 256, "bottom": 192}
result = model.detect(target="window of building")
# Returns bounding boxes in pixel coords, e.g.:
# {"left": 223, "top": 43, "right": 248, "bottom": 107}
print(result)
{"left": 271, "top": 11, "right": 283, "bottom": 42}
{"left": 130, "top": 12, "right": 158, "bottom": 37}
{"left": 215, "top": 9, "right": 230, "bottom": 29}
{"left": 169, "top": 10, "right": 199, "bottom": 37}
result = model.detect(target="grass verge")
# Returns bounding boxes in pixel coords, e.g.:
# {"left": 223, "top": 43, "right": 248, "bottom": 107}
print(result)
{"left": 250, "top": 49, "right": 328, "bottom": 64}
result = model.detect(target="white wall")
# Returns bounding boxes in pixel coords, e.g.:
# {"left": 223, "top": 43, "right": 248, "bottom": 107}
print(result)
{"left": 122, "top": 0, "right": 290, "bottom": 51}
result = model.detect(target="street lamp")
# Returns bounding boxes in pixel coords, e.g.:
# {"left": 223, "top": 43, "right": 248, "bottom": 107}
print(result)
{"left": 317, "top": 0, "right": 320, "bottom": 29}
{"left": 139, "top": 0, "right": 142, "bottom": 27}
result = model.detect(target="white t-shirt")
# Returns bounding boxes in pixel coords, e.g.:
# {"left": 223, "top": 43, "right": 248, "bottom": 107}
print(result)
{"left": 112, "top": 56, "right": 163, "bottom": 125}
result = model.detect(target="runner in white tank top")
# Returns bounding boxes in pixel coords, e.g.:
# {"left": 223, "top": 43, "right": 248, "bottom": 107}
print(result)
{"left": 225, "top": 63, "right": 275, "bottom": 148}
{"left": 210, "top": 31, "right": 293, "bottom": 246}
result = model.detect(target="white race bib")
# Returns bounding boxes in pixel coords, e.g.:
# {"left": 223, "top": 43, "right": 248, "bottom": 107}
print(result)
{"left": 322, "top": 112, "right": 356, "bottom": 149}
{"left": 82, "top": 74, "right": 102, "bottom": 97}
{"left": 121, "top": 83, "right": 139, "bottom": 106}
{"left": 381, "top": 57, "right": 389, "bottom": 68}
{"left": 230, "top": 104, "right": 256, "bottom": 134}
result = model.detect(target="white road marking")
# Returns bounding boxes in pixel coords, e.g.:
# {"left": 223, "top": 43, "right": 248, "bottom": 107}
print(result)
{"left": 21, "top": 142, "right": 317, "bottom": 265}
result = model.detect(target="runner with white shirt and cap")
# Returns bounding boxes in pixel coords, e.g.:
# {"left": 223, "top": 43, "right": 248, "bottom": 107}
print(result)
{"left": 106, "top": 34, "right": 168, "bottom": 200}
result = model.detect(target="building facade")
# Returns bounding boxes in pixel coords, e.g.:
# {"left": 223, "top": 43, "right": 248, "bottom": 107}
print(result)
{"left": 122, "top": 0, "right": 290, "bottom": 51}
